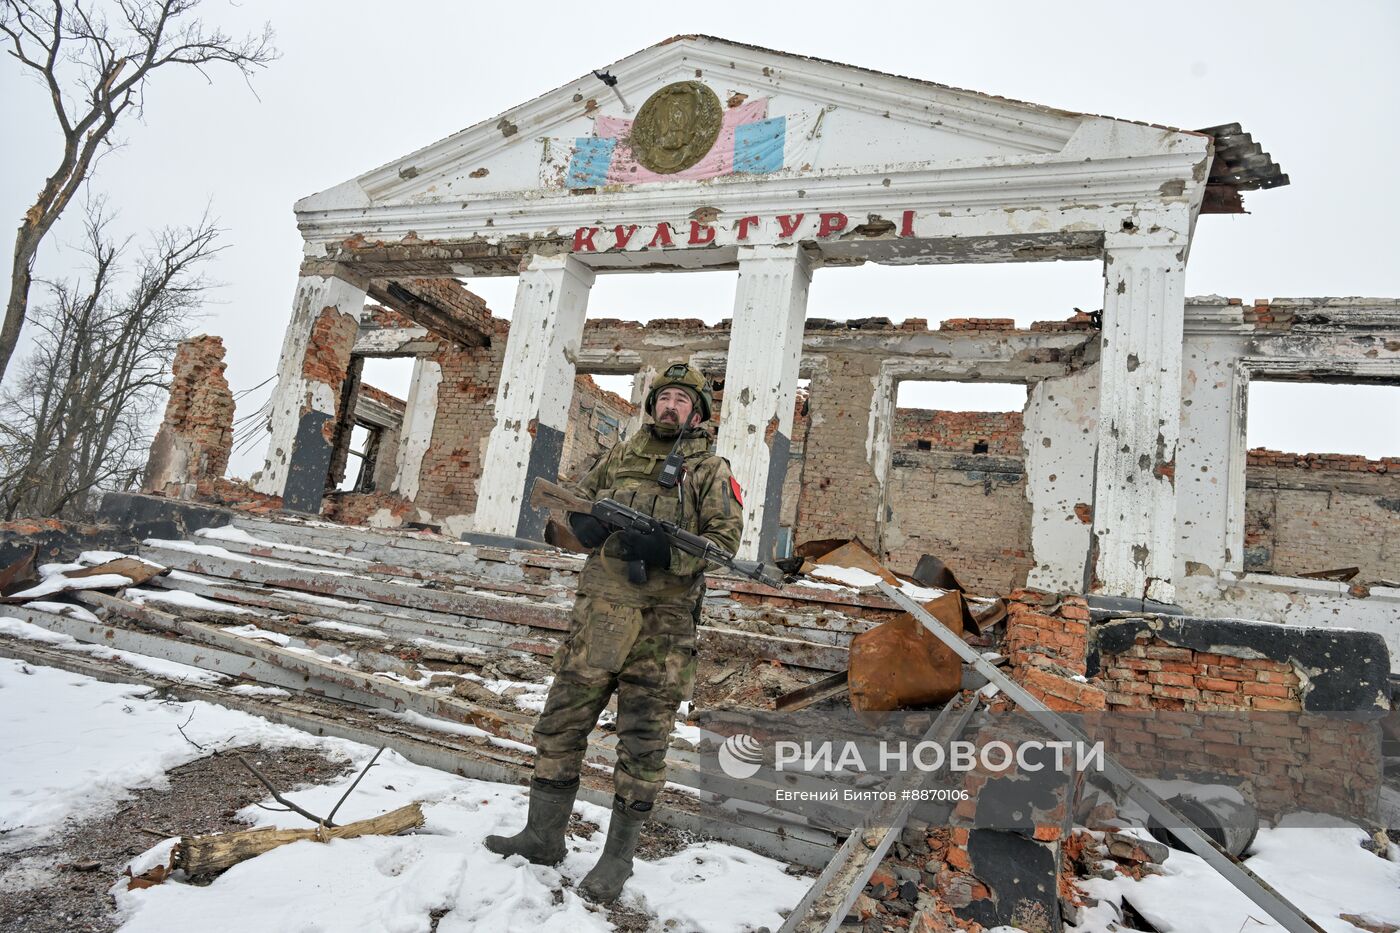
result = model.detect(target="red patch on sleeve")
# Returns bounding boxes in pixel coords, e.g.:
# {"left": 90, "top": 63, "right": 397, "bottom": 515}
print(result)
{"left": 728, "top": 476, "right": 744, "bottom": 506}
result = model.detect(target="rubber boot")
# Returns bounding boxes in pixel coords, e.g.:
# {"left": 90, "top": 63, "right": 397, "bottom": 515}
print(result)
{"left": 484, "top": 776, "right": 578, "bottom": 866}
{"left": 578, "top": 796, "right": 648, "bottom": 904}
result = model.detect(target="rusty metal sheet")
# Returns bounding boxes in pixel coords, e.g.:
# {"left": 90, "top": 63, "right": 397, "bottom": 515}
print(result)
{"left": 0, "top": 545, "right": 37, "bottom": 596}
{"left": 808, "top": 540, "right": 901, "bottom": 586}
{"left": 847, "top": 590, "right": 974, "bottom": 711}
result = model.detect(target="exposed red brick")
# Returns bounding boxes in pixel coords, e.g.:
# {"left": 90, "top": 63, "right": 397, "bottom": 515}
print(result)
{"left": 144, "top": 336, "right": 236, "bottom": 496}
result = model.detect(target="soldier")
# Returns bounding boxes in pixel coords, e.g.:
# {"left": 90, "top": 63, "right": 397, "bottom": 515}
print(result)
{"left": 484, "top": 362, "right": 743, "bottom": 904}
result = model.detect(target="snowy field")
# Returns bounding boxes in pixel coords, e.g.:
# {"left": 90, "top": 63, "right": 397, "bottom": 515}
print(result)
{"left": 2, "top": 623, "right": 1397, "bottom": 933}
{"left": 0, "top": 654, "right": 809, "bottom": 932}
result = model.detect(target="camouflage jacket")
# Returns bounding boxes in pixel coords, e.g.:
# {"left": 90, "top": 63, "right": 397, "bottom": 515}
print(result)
{"left": 569, "top": 425, "right": 743, "bottom": 607}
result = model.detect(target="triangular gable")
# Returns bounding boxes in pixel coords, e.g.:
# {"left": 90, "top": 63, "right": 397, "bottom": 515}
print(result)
{"left": 297, "top": 36, "right": 1187, "bottom": 214}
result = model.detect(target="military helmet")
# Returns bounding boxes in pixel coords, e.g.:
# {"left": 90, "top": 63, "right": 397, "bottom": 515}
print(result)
{"left": 645, "top": 361, "right": 713, "bottom": 423}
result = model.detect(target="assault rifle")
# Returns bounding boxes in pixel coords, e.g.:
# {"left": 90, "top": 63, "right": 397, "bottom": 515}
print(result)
{"left": 530, "top": 477, "right": 785, "bottom": 589}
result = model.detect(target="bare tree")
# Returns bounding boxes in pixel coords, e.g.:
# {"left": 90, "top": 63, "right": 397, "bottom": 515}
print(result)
{"left": 0, "top": 0, "right": 275, "bottom": 383}
{"left": 0, "top": 198, "right": 221, "bottom": 520}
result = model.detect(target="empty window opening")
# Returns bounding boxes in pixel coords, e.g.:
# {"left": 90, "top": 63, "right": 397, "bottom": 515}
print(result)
{"left": 1242, "top": 381, "right": 1398, "bottom": 582}
{"left": 336, "top": 357, "right": 414, "bottom": 493}
{"left": 337, "top": 425, "right": 373, "bottom": 492}
{"left": 883, "top": 380, "right": 1032, "bottom": 593}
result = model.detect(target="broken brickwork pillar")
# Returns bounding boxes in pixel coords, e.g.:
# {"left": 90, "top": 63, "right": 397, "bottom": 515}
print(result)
{"left": 716, "top": 244, "right": 812, "bottom": 560}
{"left": 1091, "top": 235, "right": 1187, "bottom": 604}
{"left": 144, "top": 335, "right": 236, "bottom": 497}
{"left": 254, "top": 270, "right": 367, "bottom": 512}
{"left": 473, "top": 253, "right": 593, "bottom": 539}
{"left": 791, "top": 354, "right": 886, "bottom": 551}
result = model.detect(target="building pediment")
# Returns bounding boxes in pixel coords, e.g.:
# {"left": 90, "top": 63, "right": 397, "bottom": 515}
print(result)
{"left": 295, "top": 37, "right": 1211, "bottom": 268}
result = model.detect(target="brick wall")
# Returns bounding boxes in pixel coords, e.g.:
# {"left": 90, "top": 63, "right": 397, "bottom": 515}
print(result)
{"left": 1243, "top": 448, "right": 1400, "bottom": 582}
{"left": 1002, "top": 591, "right": 1106, "bottom": 711}
{"left": 893, "top": 409, "right": 1024, "bottom": 457}
{"left": 410, "top": 321, "right": 508, "bottom": 522}
{"left": 1091, "top": 617, "right": 1385, "bottom": 821}
{"left": 881, "top": 408, "right": 1032, "bottom": 591}
{"left": 793, "top": 354, "right": 886, "bottom": 547}
{"left": 560, "top": 376, "right": 637, "bottom": 481}
{"left": 143, "top": 336, "right": 236, "bottom": 496}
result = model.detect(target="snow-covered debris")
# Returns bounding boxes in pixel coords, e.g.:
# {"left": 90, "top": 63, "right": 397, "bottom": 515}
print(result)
{"left": 0, "top": 617, "right": 227, "bottom": 687}
{"left": 126, "top": 587, "right": 255, "bottom": 614}
{"left": 142, "top": 538, "right": 354, "bottom": 577}
{"left": 7, "top": 572, "right": 138, "bottom": 600}
{"left": 194, "top": 525, "right": 369, "bottom": 562}
{"left": 1072, "top": 816, "right": 1400, "bottom": 932}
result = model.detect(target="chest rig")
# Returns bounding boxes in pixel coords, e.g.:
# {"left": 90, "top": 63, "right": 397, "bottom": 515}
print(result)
{"left": 582, "top": 428, "right": 713, "bottom": 605}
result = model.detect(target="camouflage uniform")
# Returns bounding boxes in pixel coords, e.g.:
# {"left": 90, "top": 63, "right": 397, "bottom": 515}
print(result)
{"left": 531, "top": 423, "right": 743, "bottom": 804}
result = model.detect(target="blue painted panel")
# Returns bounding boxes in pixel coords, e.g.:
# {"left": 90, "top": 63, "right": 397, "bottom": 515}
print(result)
{"left": 733, "top": 117, "right": 786, "bottom": 175}
{"left": 566, "top": 137, "right": 616, "bottom": 188}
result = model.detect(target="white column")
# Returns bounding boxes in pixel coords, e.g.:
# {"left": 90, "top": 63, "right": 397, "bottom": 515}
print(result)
{"left": 717, "top": 245, "right": 813, "bottom": 559}
{"left": 391, "top": 356, "right": 442, "bottom": 502}
{"left": 255, "top": 272, "right": 367, "bottom": 511}
{"left": 1091, "top": 237, "right": 1187, "bottom": 604}
{"left": 473, "top": 253, "right": 594, "bottom": 538}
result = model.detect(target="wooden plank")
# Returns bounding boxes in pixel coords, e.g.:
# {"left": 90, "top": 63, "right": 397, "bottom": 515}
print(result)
{"left": 778, "top": 694, "right": 980, "bottom": 933}
{"left": 148, "top": 572, "right": 562, "bottom": 659}
{"left": 60, "top": 593, "right": 846, "bottom": 833}
{"left": 186, "top": 533, "right": 573, "bottom": 602}
{"left": 145, "top": 548, "right": 849, "bottom": 671}
{"left": 139, "top": 545, "right": 574, "bottom": 632}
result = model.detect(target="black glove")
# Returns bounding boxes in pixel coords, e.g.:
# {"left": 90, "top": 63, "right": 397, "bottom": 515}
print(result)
{"left": 617, "top": 524, "right": 672, "bottom": 570}
{"left": 568, "top": 511, "right": 610, "bottom": 549}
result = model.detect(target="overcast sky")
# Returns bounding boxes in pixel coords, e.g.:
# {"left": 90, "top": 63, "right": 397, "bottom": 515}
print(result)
{"left": 2, "top": 1, "right": 1397, "bottom": 478}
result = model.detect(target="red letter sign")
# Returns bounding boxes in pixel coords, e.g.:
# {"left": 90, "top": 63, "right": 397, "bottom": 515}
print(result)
{"left": 613, "top": 224, "right": 639, "bottom": 249}
{"left": 572, "top": 227, "right": 598, "bottom": 252}
{"left": 647, "top": 223, "right": 675, "bottom": 248}
{"left": 817, "top": 212, "right": 848, "bottom": 237}
{"left": 777, "top": 214, "right": 805, "bottom": 238}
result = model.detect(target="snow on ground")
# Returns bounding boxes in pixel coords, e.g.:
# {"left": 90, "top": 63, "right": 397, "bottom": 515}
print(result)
{"left": 1, "top": 656, "right": 810, "bottom": 931}
{"left": 0, "top": 617, "right": 228, "bottom": 687}
{"left": 1072, "top": 819, "right": 1400, "bottom": 933}
{"left": 0, "top": 656, "right": 338, "bottom": 853}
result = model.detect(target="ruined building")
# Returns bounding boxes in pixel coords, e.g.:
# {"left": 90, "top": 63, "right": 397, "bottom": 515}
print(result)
{"left": 147, "top": 37, "right": 1395, "bottom": 666}
{"left": 3, "top": 36, "right": 1391, "bottom": 932}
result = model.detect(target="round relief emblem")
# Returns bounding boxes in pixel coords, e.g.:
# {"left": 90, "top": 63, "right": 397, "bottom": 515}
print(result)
{"left": 629, "top": 81, "right": 723, "bottom": 175}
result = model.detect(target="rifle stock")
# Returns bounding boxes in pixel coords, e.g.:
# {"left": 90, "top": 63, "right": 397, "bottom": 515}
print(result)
{"left": 529, "top": 478, "right": 593, "bottom": 515}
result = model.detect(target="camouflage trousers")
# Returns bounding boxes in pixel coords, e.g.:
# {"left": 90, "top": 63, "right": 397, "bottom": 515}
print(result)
{"left": 531, "top": 592, "right": 698, "bottom": 805}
